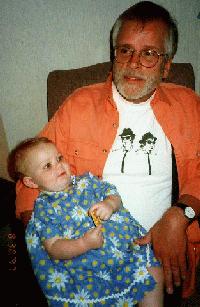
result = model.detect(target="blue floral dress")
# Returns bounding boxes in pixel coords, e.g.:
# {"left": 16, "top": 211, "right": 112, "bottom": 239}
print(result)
{"left": 25, "top": 173, "right": 160, "bottom": 306}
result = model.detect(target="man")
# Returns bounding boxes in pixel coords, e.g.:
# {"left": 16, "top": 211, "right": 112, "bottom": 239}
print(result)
{"left": 15, "top": 0, "right": 200, "bottom": 297}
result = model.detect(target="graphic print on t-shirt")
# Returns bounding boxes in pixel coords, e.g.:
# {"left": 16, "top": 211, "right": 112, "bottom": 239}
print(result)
{"left": 115, "top": 128, "right": 157, "bottom": 175}
{"left": 137, "top": 132, "right": 157, "bottom": 175}
{"left": 119, "top": 128, "right": 136, "bottom": 173}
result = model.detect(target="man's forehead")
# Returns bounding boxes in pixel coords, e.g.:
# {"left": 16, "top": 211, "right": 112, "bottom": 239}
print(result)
{"left": 118, "top": 19, "right": 168, "bottom": 40}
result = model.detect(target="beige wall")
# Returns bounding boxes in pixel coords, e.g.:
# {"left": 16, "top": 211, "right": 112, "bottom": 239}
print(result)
{"left": 1, "top": 0, "right": 200, "bottom": 179}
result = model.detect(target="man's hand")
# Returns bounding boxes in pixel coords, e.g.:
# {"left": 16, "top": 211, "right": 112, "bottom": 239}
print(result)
{"left": 136, "top": 207, "right": 189, "bottom": 294}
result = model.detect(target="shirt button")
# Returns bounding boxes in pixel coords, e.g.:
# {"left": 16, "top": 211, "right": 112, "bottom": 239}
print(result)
{"left": 113, "top": 123, "right": 117, "bottom": 128}
{"left": 74, "top": 150, "right": 78, "bottom": 155}
{"left": 102, "top": 149, "right": 107, "bottom": 153}
{"left": 196, "top": 151, "right": 200, "bottom": 157}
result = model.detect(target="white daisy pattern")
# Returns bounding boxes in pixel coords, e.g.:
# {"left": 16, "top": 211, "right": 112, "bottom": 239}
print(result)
{"left": 109, "top": 236, "right": 120, "bottom": 247}
{"left": 110, "top": 246, "right": 125, "bottom": 260}
{"left": 35, "top": 219, "right": 42, "bottom": 231}
{"left": 136, "top": 254, "right": 145, "bottom": 263}
{"left": 48, "top": 271, "right": 68, "bottom": 291}
{"left": 26, "top": 233, "right": 39, "bottom": 249}
{"left": 51, "top": 202, "right": 62, "bottom": 214}
{"left": 133, "top": 266, "right": 149, "bottom": 283}
{"left": 73, "top": 289, "right": 91, "bottom": 306}
{"left": 110, "top": 212, "right": 124, "bottom": 223}
{"left": 71, "top": 205, "right": 87, "bottom": 222}
{"left": 96, "top": 270, "right": 111, "bottom": 281}
{"left": 76, "top": 178, "right": 89, "bottom": 192}
{"left": 63, "top": 228, "right": 74, "bottom": 239}
{"left": 116, "top": 297, "right": 134, "bottom": 306}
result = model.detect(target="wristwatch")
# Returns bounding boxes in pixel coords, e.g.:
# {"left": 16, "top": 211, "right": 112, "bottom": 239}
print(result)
{"left": 175, "top": 203, "right": 196, "bottom": 221}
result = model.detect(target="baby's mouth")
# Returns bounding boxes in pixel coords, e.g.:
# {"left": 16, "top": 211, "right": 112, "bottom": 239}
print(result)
{"left": 58, "top": 171, "right": 66, "bottom": 177}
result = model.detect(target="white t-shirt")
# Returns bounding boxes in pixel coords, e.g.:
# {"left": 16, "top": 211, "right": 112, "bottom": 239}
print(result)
{"left": 103, "top": 84, "right": 172, "bottom": 230}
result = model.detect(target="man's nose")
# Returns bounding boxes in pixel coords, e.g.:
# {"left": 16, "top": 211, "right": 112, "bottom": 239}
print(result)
{"left": 128, "top": 51, "right": 141, "bottom": 68}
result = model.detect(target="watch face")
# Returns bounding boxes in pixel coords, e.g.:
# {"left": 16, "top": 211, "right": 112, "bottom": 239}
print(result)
{"left": 185, "top": 207, "right": 195, "bottom": 219}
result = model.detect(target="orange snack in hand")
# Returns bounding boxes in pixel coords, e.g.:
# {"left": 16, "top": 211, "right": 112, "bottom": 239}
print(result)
{"left": 89, "top": 209, "right": 101, "bottom": 226}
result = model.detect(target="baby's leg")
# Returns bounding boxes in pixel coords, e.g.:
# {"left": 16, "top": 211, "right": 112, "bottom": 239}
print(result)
{"left": 138, "top": 266, "right": 164, "bottom": 307}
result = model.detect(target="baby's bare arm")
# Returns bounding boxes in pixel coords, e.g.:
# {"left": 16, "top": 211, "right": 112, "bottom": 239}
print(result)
{"left": 43, "top": 225, "right": 103, "bottom": 260}
{"left": 104, "top": 194, "right": 122, "bottom": 213}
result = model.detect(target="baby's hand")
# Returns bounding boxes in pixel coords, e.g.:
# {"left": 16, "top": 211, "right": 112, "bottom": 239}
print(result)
{"left": 83, "top": 225, "right": 104, "bottom": 250}
{"left": 89, "top": 201, "right": 113, "bottom": 221}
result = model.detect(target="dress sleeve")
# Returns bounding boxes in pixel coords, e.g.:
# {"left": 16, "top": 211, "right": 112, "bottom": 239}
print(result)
{"left": 31, "top": 197, "right": 63, "bottom": 241}
{"left": 87, "top": 172, "right": 120, "bottom": 200}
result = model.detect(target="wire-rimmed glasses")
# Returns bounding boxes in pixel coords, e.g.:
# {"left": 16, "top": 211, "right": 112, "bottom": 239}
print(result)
{"left": 114, "top": 46, "right": 167, "bottom": 68}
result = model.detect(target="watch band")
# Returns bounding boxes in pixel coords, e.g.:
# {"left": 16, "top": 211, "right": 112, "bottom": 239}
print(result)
{"left": 175, "top": 202, "right": 188, "bottom": 209}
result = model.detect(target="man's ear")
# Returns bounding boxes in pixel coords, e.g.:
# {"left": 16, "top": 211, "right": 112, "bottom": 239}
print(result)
{"left": 23, "top": 176, "right": 38, "bottom": 189}
{"left": 162, "top": 59, "right": 172, "bottom": 79}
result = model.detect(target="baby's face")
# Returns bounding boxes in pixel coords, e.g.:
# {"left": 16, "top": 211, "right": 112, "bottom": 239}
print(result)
{"left": 26, "top": 142, "right": 71, "bottom": 192}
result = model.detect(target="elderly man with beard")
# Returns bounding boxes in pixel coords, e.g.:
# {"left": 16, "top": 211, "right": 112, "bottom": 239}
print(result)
{"left": 16, "top": 0, "right": 200, "bottom": 298}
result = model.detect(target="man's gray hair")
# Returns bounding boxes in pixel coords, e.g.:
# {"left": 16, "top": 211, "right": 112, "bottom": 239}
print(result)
{"left": 111, "top": 1, "right": 178, "bottom": 59}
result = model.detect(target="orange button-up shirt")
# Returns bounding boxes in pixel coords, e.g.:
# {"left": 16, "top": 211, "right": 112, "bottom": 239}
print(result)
{"left": 16, "top": 73, "right": 200, "bottom": 218}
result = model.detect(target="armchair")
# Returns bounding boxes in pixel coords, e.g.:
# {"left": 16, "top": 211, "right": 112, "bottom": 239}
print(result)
{"left": 47, "top": 61, "right": 200, "bottom": 306}
{"left": 2, "top": 61, "right": 197, "bottom": 306}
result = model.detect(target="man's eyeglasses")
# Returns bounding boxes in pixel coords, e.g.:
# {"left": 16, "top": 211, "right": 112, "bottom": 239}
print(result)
{"left": 114, "top": 46, "right": 167, "bottom": 68}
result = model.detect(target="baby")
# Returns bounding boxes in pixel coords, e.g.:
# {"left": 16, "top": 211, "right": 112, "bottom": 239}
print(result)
{"left": 9, "top": 137, "right": 163, "bottom": 306}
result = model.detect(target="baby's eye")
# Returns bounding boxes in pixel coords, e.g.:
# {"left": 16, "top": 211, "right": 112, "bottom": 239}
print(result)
{"left": 44, "top": 162, "right": 52, "bottom": 169}
{"left": 57, "top": 155, "right": 63, "bottom": 162}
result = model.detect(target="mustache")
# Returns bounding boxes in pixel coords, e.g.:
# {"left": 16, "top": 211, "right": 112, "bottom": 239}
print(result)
{"left": 116, "top": 68, "right": 147, "bottom": 80}
{"left": 124, "top": 70, "right": 146, "bottom": 80}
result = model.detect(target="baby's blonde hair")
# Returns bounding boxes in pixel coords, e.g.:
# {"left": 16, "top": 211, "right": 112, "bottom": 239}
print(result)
{"left": 8, "top": 137, "right": 53, "bottom": 181}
